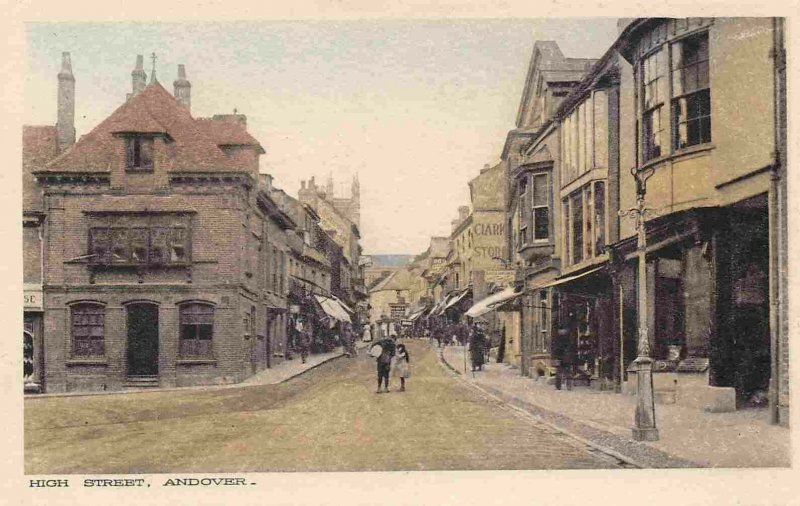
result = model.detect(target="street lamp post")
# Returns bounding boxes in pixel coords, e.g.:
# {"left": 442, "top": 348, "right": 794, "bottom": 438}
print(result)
{"left": 619, "top": 166, "right": 659, "bottom": 442}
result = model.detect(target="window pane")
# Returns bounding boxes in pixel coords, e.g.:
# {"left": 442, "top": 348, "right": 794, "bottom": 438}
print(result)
{"left": 149, "top": 228, "right": 168, "bottom": 264}
{"left": 110, "top": 228, "right": 129, "bottom": 263}
{"left": 534, "top": 207, "right": 549, "bottom": 240}
{"left": 130, "top": 228, "right": 148, "bottom": 263}
{"left": 198, "top": 324, "right": 213, "bottom": 340}
{"left": 90, "top": 228, "right": 111, "bottom": 264}
{"left": 643, "top": 107, "right": 663, "bottom": 160}
{"left": 140, "top": 138, "right": 153, "bottom": 168}
{"left": 532, "top": 174, "right": 548, "bottom": 206}
{"left": 594, "top": 182, "right": 606, "bottom": 254}
{"left": 571, "top": 192, "right": 584, "bottom": 264}
{"left": 125, "top": 138, "right": 136, "bottom": 168}
{"left": 170, "top": 228, "right": 188, "bottom": 263}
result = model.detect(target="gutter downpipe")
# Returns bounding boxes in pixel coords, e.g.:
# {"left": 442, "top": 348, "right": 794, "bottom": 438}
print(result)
{"left": 768, "top": 17, "right": 785, "bottom": 426}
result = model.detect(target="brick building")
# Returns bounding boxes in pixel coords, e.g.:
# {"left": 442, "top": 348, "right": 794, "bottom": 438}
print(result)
{"left": 27, "top": 54, "right": 295, "bottom": 392}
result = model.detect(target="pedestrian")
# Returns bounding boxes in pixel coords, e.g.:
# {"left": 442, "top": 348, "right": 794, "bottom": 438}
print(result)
{"left": 298, "top": 328, "right": 311, "bottom": 364}
{"left": 376, "top": 339, "right": 396, "bottom": 394}
{"left": 434, "top": 326, "right": 442, "bottom": 348}
{"left": 363, "top": 323, "right": 372, "bottom": 342}
{"left": 469, "top": 320, "right": 487, "bottom": 372}
{"left": 392, "top": 343, "right": 411, "bottom": 392}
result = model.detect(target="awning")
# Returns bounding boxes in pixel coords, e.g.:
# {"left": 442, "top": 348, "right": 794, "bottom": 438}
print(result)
{"left": 444, "top": 288, "right": 471, "bottom": 310}
{"left": 465, "top": 286, "right": 524, "bottom": 318}
{"left": 314, "top": 295, "right": 352, "bottom": 323}
{"left": 334, "top": 298, "right": 354, "bottom": 314}
{"left": 537, "top": 266, "right": 604, "bottom": 289}
{"left": 407, "top": 307, "right": 429, "bottom": 321}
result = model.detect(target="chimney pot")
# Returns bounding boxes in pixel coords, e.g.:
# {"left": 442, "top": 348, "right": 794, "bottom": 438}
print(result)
{"left": 56, "top": 51, "right": 76, "bottom": 153}
{"left": 131, "top": 54, "right": 147, "bottom": 96}
{"left": 174, "top": 63, "right": 191, "bottom": 111}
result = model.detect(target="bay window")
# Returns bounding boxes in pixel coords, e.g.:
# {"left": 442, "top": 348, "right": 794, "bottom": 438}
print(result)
{"left": 671, "top": 32, "right": 711, "bottom": 149}
{"left": 89, "top": 225, "right": 190, "bottom": 266}
{"left": 563, "top": 180, "right": 607, "bottom": 267}
{"left": 641, "top": 49, "right": 665, "bottom": 161}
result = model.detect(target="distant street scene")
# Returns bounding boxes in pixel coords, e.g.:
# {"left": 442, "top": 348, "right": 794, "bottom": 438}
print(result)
{"left": 22, "top": 16, "right": 788, "bottom": 474}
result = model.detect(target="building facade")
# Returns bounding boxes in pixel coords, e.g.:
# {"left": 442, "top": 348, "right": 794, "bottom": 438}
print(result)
{"left": 26, "top": 55, "right": 301, "bottom": 392}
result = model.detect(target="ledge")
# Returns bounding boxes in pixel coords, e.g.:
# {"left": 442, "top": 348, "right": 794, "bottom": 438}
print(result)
{"left": 66, "top": 359, "right": 108, "bottom": 367}
{"left": 639, "top": 143, "right": 715, "bottom": 172}
{"left": 176, "top": 358, "right": 218, "bottom": 366}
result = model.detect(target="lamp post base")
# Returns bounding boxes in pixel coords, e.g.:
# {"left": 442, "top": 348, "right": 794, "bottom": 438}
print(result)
{"left": 632, "top": 426, "right": 659, "bottom": 441}
{"left": 632, "top": 356, "right": 659, "bottom": 441}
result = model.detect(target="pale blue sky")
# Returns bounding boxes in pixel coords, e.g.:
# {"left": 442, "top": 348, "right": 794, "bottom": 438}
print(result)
{"left": 26, "top": 19, "right": 619, "bottom": 254}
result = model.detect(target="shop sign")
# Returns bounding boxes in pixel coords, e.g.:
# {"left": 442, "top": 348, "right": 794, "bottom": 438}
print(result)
{"left": 24, "top": 285, "right": 43, "bottom": 310}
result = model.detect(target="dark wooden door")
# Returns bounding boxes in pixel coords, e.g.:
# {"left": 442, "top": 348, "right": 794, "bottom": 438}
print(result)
{"left": 127, "top": 304, "right": 159, "bottom": 376}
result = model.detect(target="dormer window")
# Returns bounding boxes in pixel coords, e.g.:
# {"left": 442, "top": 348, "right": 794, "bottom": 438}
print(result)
{"left": 125, "top": 136, "right": 154, "bottom": 170}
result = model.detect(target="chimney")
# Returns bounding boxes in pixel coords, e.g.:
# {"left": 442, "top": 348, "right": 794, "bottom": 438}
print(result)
{"left": 458, "top": 205, "right": 470, "bottom": 221}
{"left": 480, "top": 163, "right": 491, "bottom": 174}
{"left": 451, "top": 219, "right": 461, "bottom": 234}
{"left": 173, "top": 64, "right": 191, "bottom": 111}
{"left": 301, "top": 180, "right": 307, "bottom": 190}
{"left": 56, "top": 52, "right": 76, "bottom": 153}
{"left": 131, "top": 54, "right": 147, "bottom": 96}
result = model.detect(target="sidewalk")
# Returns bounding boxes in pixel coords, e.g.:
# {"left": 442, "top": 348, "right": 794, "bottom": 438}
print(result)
{"left": 441, "top": 345, "right": 790, "bottom": 468}
{"left": 27, "top": 344, "right": 364, "bottom": 400}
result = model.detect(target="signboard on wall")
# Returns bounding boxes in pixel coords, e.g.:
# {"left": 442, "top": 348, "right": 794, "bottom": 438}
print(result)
{"left": 23, "top": 284, "right": 43, "bottom": 311}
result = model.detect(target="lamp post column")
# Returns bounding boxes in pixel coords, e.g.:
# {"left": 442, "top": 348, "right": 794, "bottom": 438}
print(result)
{"left": 631, "top": 195, "right": 658, "bottom": 441}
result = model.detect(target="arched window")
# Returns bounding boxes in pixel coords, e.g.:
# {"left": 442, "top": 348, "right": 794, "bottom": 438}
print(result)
{"left": 179, "top": 303, "right": 214, "bottom": 357}
{"left": 71, "top": 303, "right": 105, "bottom": 357}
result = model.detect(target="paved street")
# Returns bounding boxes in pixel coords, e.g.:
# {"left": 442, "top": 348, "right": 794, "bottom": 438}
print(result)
{"left": 25, "top": 341, "right": 621, "bottom": 473}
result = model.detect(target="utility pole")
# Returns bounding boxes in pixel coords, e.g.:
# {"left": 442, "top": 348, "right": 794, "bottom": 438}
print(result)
{"left": 619, "top": 166, "right": 659, "bottom": 442}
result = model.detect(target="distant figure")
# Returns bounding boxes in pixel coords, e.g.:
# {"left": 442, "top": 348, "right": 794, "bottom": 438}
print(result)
{"left": 298, "top": 328, "right": 311, "bottom": 364}
{"left": 389, "top": 322, "right": 397, "bottom": 338}
{"left": 363, "top": 324, "right": 373, "bottom": 342}
{"left": 376, "top": 339, "right": 396, "bottom": 394}
{"left": 469, "top": 320, "right": 487, "bottom": 372}
{"left": 392, "top": 343, "right": 411, "bottom": 392}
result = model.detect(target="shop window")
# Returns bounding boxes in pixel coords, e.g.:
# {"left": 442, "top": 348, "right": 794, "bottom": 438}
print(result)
{"left": 641, "top": 50, "right": 665, "bottom": 161}
{"left": 179, "top": 303, "right": 214, "bottom": 357}
{"left": 125, "top": 136, "right": 154, "bottom": 170}
{"left": 71, "top": 303, "right": 105, "bottom": 357}
{"left": 671, "top": 33, "right": 711, "bottom": 149}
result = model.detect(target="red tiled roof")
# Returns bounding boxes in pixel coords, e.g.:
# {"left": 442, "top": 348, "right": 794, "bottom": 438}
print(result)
{"left": 41, "top": 82, "right": 263, "bottom": 173}
{"left": 23, "top": 125, "right": 58, "bottom": 210}
{"left": 196, "top": 118, "right": 264, "bottom": 153}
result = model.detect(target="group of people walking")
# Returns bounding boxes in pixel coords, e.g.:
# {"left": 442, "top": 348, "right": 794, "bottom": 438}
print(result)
{"left": 373, "top": 338, "right": 411, "bottom": 394}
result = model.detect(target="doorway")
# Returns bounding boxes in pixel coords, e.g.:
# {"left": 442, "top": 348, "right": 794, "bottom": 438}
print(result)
{"left": 127, "top": 303, "right": 159, "bottom": 376}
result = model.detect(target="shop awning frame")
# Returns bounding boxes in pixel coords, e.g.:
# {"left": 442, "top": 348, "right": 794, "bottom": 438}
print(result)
{"left": 465, "top": 286, "right": 524, "bottom": 318}
{"left": 536, "top": 266, "right": 604, "bottom": 290}
{"left": 314, "top": 295, "right": 352, "bottom": 323}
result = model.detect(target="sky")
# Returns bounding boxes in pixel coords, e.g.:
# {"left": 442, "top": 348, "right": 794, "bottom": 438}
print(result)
{"left": 25, "top": 19, "right": 620, "bottom": 255}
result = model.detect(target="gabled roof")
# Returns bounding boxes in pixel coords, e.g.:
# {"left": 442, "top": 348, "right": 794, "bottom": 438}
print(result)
{"left": 23, "top": 125, "right": 58, "bottom": 211}
{"left": 515, "top": 41, "right": 597, "bottom": 129}
{"left": 39, "top": 82, "right": 263, "bottom": 173}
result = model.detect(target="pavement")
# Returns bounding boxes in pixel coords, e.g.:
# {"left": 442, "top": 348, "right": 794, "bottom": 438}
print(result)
{"left": 27, "top": 343, "right": 369, "bottom": 400}
{"left": 25, "top": 339, "right": 622, "bottom": 473}
{"left": 440, "top": 344, "right": 790, "bottom": 468}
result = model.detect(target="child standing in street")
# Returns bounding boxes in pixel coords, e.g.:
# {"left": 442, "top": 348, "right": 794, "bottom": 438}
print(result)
{"left": 392, "top": 343, "right": 411, "bottom": 392}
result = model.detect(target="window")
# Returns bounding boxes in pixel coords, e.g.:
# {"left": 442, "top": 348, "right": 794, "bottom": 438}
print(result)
{"left": 539, "top": 290, "right": 549, "bottom": 353}
{"left": 532, "top": 173, "right": 549, "bottom": 240}
{"left": 594, "top": 181, "right": 606, "bottom": 254}
{"left": 570, "top": 191, "right": 584, "bottom": 265}
{"left": 125, "top": 137, "right": 154, "bottom": 170}
{"left": 641, "top": 50, "right": 665, "bottom": 161}
{"left": 71, "top": 303, "right": 105, "bottom": 357}
{"left": 179, "top": 303, "right": 214, "bottom": 357}
{"left": 89, "top": 226, "right": 190, "bottom": 266}
{"left": 672, "top": 33, "right": 711, "bottom": 149}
